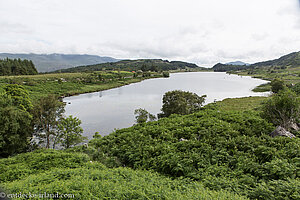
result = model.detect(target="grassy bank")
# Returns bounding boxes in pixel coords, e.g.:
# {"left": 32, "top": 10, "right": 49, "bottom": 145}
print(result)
{"left": 213, "top": 96, "right": 268, "bottom": 111}
{"left": 228, "top": 64, "right": 300, "bottom": 92}
{"left": 0, "top": 71, "right": 165, "bottom": 101}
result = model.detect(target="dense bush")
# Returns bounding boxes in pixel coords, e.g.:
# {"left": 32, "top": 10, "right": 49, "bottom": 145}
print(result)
{"left": 1, "top": 150, "right": 246, "bottom": 200}
{"left": 90, "top": 109, "right": 299, "bottom": 199}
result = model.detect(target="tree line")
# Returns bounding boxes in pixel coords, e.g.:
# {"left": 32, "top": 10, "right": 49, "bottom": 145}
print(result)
{"left": 0, "top": 84, "right": 85, "bottom": 158}
{"left": 0, "top": 58, "right": 38, "bottom": 76}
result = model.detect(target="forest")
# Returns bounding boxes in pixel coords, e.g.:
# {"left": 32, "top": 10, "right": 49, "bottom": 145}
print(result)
{"left": 0, "top": 58, "right": 38, "bottom": 76}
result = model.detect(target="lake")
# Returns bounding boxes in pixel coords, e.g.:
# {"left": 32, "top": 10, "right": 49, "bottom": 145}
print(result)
{"left": 64, "top": 72, "right": 269, "bottom": 138}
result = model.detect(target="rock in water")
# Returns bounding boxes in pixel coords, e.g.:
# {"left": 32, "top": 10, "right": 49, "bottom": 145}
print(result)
{"left": 270, "top": 126, "right": 296, "bottom": 138}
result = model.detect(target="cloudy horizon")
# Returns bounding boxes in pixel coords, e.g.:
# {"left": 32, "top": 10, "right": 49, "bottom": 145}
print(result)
{"left": 0, "top": 0, "right": 299, "bottom": 67}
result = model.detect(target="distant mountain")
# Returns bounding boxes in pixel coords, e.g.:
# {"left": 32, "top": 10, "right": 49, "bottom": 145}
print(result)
{"left": 0, "top": 53, "right": 118, "bottom": 72}
{"left": 58, "top": 59, "right": 204, "bottom": 73}
{"left": 213, "top": 51, "right": 300, "bottom": 72}
{"left": 225, "top": 61, "right": 249, "bottom": 66}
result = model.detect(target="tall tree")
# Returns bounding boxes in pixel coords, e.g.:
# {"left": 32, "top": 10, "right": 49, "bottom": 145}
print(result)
{"left": 55, "top": 115, "right": 86, "bottom": 149}
{"left": 32, "top": 95, "right": 64, "bottom": 148}
{"left": 0, "top": 91, "right": 33, "bottom": 157}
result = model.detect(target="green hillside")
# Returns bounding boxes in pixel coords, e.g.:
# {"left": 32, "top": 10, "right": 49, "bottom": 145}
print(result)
{"left": 57, "top": 59, "right": 205, "bottom": 73}
{"left": 87, "top": 107, "right": 299, "bottom": 200}
{"left": 212, "top": 51, "right": 300, "bottom": 72}
{"left": 0, "top": 150, "right": 247, "bottom": 200}
{"left": 252, "top": 51, "right": 300, "bottom": 68}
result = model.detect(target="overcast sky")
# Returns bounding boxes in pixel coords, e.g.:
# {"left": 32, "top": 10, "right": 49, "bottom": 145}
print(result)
{"left": 0, "top": 0, "right": 299, "bottom": 67}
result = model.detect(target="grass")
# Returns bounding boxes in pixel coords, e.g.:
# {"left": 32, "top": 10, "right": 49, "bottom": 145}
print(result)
{"left": 0, "top": 71, "right": 165, "bottom": 102}
{"left": 214, "top": 96, "right": 268, "bottom": 111}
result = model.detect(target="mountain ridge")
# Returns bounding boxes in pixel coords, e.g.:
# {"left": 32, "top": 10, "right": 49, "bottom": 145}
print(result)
{"left": 213, "top": 51, "right": 300, "bottom": 71}
{"left": 0, "top": 53, "right": 118, "bottom": 72}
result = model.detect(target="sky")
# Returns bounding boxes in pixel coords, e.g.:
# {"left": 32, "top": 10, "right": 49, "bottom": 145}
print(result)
{"left": 0, "top": 0, "right": 299, "bottom": 67}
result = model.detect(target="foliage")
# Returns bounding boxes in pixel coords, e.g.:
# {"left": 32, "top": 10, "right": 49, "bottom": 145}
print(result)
{"left": 0, "top": 94, "right": 33, "bottom": 158}
{"left": 0, "top": 58, "right": 37, "bottom": 76}
{"left": 4, "top": 84, "right": 33, "bottom": 111}
{"left": 163, "top": 71, "right": 170, "bottom": 77}
{"left": 159, "top": 90, "right": 206, "bottom": 118}
{"left": 89, "top": 108, "right": 299, "bottom": 199}
{"left": 261, "top": 89, "right": 300, "bottom": 130}
{"left": 291, "top": 82, "right": 300, "bottom": 95}
{"left": 32, "top": 95, "right": 65, "bottom": 148}
{"left": 55, "top": 115, "right": 86, "bottom": 149}
{"left": 134, "top": 108, "right": 156, "bottom": 124}
{"left": 0, "top": 150, "right": 247, "bottom": 200}
{"left": 270, "top": 78, "right": 285, "bottom": 93}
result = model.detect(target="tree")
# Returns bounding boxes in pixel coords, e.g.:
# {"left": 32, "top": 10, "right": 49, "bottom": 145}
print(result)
{"left": 134, "top": 108, "right": 156, "bottom": 124}
{"left": 4, "top": 84, "right": 33, "bottom": 112}
{"left": 55, "top": 115, "right": 86, "bottom": 149}
{"left": 159, "top": 90, "right": 206, "bottom": 118}
{"left": 261, "top": 89, "right": 300, "bottom": 130}
{"left": 271, "top": 78, "right": 285, "bottom": 93}
{"left": 32, "top": 94, "right": 64, "bottom": 148}
{"left": 0, "top": 92, "right": 33, "bottom": 157}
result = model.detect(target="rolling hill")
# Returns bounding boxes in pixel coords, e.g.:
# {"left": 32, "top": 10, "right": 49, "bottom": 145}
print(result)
{"left": 213, "top": 51, "right": 300, "bottom": 72}
{"left": 0, "top": 53, "right": 118, "bottom": 72}
{"left": 57, "top": 59, "right": 204, "bottom": 73}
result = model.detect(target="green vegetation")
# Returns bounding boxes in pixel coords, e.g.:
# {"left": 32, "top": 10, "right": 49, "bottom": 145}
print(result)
{"left": 270, "top": 78, "right": 286, "bottom": 93}
{"left": 56, "top": 116, "right": 87, "bottom": 149}
{"left": 213, "top": 51, "right": 300, "bottom": 73}
{"left": 224, "top": 52, "right": 300, "bottom": 85}
{"left": 0, "top": 88, "right": 33, "bottom": 158}
{"left": 262, "top": 89, "right": 300, "bottom": 130}
{"left": 214, "top": 96, "right": 268, "bottom": 111}
{"left": 0, "top": 150, "right": 247, "bottom": 200}
{"left": 252, "top": 83, "right": 271, "bottom": 92}
{"left": 1, "top": 53, "right": 300, "bottom": 199}
{"left": 32, "top": 94, "right": 65, "bottom": 149}
{"left": 0, "top": 71, "right": 164, "bottom": 101}
{"left": 89, "top": 106, "right": 299, "bottom": 200}
{"left": 58, "top": 59, "right": 206, "bottom": 73}
{"left": 0, "top": 58, "right": 38, "bottom": 76}
{"left": 134, "top": 108, "right": 156, "bottom": 124}
{"left": 212, "top": 63, "right": 250, "bottom": 72}
{"left": 158, "top": 90, "right": 206, "bottom": 118}
{"left": 214, "top": 51, "right": 300, "bottom": 93}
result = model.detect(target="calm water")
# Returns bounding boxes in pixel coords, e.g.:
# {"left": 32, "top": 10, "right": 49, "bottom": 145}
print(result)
{"left": 64, "top": 72, "right": 269, "bottom": 138}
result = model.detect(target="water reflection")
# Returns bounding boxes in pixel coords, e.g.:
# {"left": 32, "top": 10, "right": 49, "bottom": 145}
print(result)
{"left": 64, "top": 72, "right": 269, "bottom": 138}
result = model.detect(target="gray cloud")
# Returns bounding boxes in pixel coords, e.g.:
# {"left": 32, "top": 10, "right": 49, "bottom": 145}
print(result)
{"left": 0, "top": 0, "right": 299, "bottom": 67}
